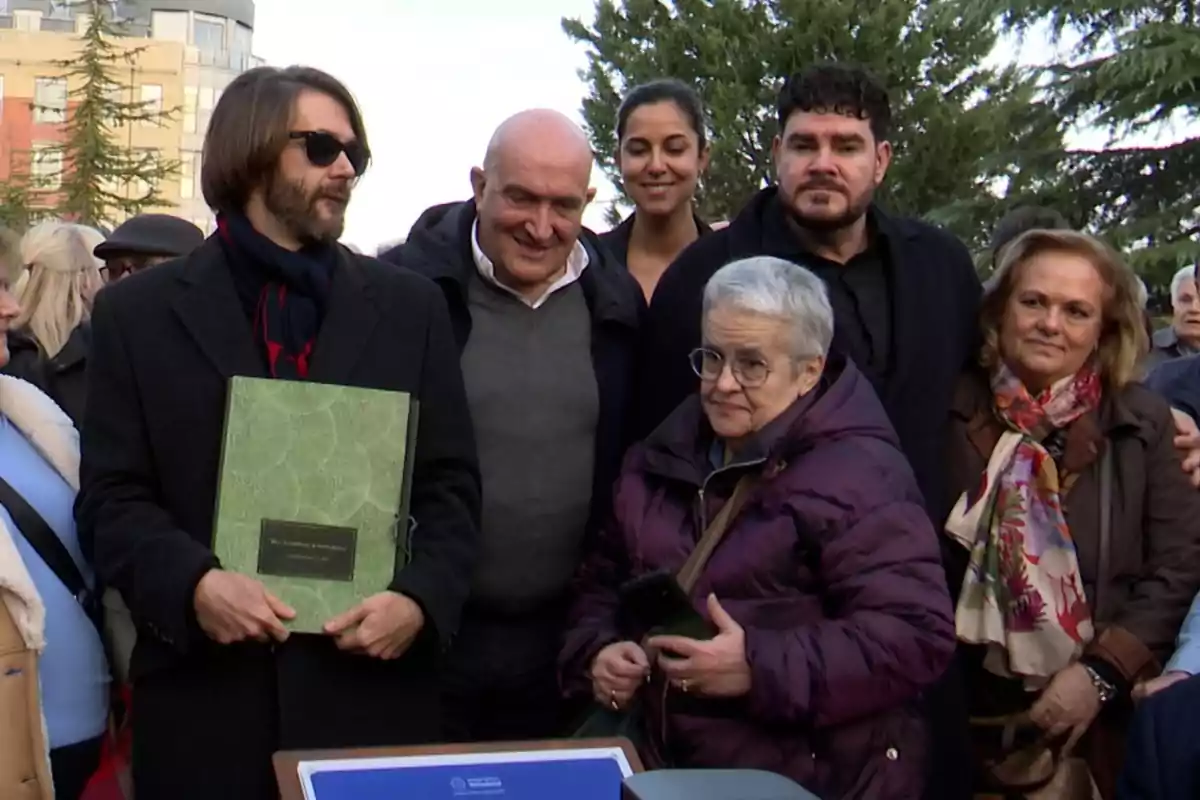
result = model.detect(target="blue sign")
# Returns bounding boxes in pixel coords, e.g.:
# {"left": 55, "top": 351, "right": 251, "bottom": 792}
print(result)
{"left": 301, "top": 748, "right": 632, "bottom": 800}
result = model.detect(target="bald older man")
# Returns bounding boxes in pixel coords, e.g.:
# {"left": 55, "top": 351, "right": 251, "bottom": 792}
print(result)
{"left": 380, "top": 109, "right": 644, "bottom": 742}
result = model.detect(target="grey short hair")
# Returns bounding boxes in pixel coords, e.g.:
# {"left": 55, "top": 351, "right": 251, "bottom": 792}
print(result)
{"left": 1171, "top": 265, "right": 1198, "bottom": 306}
{"left": 702, "top": 256, "right": 834, "bottom": 359}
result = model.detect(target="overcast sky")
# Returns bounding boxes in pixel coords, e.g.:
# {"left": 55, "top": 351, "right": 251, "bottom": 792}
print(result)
{"left": 249, "top": 1, "right": 1191, "bottom": 254}
{"left": 252, "top": 0, "right": 615, "bottom": 253}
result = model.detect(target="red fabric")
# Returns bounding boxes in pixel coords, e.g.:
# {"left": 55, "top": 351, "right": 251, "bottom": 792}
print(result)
{"left": 218, "top": 214, "right": 326, "bottom": 381}
{"left": 255, "top": 284, "right": 312, "bottom": 379}
{"left": 80, "top": 684, "right": 133, "bottom": 800}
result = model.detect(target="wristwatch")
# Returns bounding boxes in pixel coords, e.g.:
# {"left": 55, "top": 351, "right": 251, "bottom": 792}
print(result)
{"left": 1082, "top": 663, "right": 1117, "bottom": 704}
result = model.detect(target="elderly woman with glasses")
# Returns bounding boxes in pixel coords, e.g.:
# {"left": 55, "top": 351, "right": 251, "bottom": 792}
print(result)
{"left": 560, "top": 256, "right": 956, "bottom": 799}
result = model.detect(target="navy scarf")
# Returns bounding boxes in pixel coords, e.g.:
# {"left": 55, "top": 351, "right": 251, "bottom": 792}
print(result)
{"left": 217, "top": 213, "right": 336, "bottom": 379}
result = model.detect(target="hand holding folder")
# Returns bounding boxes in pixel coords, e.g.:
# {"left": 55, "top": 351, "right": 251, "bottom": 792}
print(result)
{"left": 322, "top": 590, "right": 424, "bottom": 659}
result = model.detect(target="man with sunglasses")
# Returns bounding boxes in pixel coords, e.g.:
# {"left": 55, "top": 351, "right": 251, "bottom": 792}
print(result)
{"left": 93, "top": 214, "right": 206, "bottom": 282}
{"left": 75, "top": 66, "right": 481, "bottom": 800}
{"left": 381, "top": 109, "right": 643, "bottom": 744}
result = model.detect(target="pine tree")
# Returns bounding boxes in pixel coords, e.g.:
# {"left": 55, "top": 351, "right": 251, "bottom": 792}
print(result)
{"left": 563, "top": 0, "right": 1063, "bottom": 248}
{"left": 0, "top": 177, "right": 35, "bottom": 233}
{"left": 32, "top": 0, "right": 179, "bottom": 229}
{"left": 996, "top": 0, "right": 1200, "bottom": 285}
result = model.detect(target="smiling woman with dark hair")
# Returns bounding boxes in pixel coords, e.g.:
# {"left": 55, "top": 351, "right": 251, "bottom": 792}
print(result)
{"left": 601, "top": 79, "right": 713, "bottom": 300}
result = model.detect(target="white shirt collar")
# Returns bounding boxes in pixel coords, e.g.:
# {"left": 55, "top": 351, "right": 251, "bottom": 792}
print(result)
{"left": 470, "top": 221, "right": 589, "bottom": 310}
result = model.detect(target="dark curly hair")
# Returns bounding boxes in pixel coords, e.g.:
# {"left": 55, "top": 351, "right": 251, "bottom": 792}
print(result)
{"left": 777, "top": 63, "right": 892, "bottom": 143}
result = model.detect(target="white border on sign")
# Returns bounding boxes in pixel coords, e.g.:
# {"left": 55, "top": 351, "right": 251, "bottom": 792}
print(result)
{"left": 298, "top": 746, "right": 635, "bottom": 799}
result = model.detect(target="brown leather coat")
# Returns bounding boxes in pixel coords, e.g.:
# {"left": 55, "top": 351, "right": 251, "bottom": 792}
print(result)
{"left": 944, "top": 371, "right": 1200, "bottom": 795}
{"left": 0, "top": 599, "right": 53, "bottom": 800}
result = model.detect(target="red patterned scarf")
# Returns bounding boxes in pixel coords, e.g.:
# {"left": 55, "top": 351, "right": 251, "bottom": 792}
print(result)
{"left": 946, "top": 363, "right": 1101, "bottom": 687}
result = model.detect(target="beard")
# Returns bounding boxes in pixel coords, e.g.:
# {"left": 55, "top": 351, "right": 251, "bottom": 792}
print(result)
{"left": 264, "top": 172, "right": 350, "bottom": 246}
{"left": 786, "top": 183, "right": 874, "bottom": 234}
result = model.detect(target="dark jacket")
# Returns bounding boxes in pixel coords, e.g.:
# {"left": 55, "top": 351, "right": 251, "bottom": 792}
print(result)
{"left": 598, "top": 212, "right": 713, "bottom": 267}
{"left": 946, "top": 371, "right": 1200, "bottom": 796}
{"left": 1118, "top": 674, "right": 1200, "bottom": 800}
{"left": 380, "top": 200, "right": 644, "bottom": 542}
{"left": 74, "top": 237, "right": 481, "bottom": 798}
{"left": 3, "top": 324, "right": 90, "bottom": 427}
{"left": 1146, "top": 326, "right": 1195, "bottom": 371}
{"left": 634, "top": 187, "right": 981, "bottom": 519}
{"left": 561, "top": 359, "right": 956, "bottom": 799}
{"left": 1144, "top": 353, "right": 1200, "bottom": 422}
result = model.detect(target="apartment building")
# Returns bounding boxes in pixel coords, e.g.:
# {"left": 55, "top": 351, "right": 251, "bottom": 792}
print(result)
{"left": 0, "top": 1, "right": 260, "bottom": 232}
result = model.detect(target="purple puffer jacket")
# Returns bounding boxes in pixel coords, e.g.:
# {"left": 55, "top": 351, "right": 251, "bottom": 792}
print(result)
{"left": 560, "top": 360, "right": 955, "bottom": 799}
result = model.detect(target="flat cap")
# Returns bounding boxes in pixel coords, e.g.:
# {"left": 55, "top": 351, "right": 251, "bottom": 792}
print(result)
{"left": 93, "top": 214, "right": 206, "bottom": 259}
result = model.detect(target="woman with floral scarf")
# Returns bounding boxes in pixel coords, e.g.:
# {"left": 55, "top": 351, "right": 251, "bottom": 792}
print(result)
{"left": 942, "top": 229, "right": 1200, "bottom": 799}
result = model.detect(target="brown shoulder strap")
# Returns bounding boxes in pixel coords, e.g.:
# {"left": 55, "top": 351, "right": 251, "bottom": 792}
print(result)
{"left": 677, "top": 474, "right": 756, "bottom": 594}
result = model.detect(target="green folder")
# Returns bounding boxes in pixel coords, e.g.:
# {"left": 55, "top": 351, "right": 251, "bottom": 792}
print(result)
{"left": 211, "top": 377, "right": 419, "bottom": 633}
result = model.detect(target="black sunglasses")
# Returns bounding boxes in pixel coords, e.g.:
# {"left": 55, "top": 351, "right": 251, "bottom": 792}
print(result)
{"left": 288, "top": 131, "right": 368, "bottom": 176}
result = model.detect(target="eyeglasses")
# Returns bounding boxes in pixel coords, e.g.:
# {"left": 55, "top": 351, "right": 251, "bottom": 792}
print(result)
{"left": 289, "top": 131, "right": 369, "bottom": 176}
{"left": 101, "top": 256, "right": 153, "bottom": 282}
{"left": 689, "top": 347, "right": 771, "bottom": 388}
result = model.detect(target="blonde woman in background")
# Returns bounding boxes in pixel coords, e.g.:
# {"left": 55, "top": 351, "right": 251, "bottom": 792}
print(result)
{"left": 3, "top": 222, "right": 106, "bottom": 426}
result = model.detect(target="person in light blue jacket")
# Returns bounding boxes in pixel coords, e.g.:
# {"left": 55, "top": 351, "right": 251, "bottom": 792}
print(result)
{"left": 0, "top": 248, "right": 110, "bottom": 800}
{"left": 1118, "top": 592, "right": 1200, "bottom": 799}
{"left": 1131, "top": 592, "right": 1200, "bottom": 700}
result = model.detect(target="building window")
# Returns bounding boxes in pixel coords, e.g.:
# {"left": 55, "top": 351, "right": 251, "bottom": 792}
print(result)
{"left": 14, "top": 10, "right": 42, "bottom": 32}
{"left": 31, "top": 143, "right": 63, "bottom": 190}
{"left": 150, "top": 10, "right": 188, "bottom": 43}
{"left": 139, "top": 84, "right": 162, "bottom": 126}
{"left": 49, "top": 2, "right": 72, "bottom": 20}
{"left": 34, "top": 77, "right": 67, "bottom": 124}
{"left": 231, "top": 23, "right": 252, "bottom": 70}
{"left": 193, "top": 14, "right": 226, "bottom": 54}
{"left": 195, "top": 86, "right": 216, "bottom": 134}
{"left": 180, "top": 150, "right": 201, "bottom": 199}
{"left": 183, "top": 85, "right": 197, "bottom": 133}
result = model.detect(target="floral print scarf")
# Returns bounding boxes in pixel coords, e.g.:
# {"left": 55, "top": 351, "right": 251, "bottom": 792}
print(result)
{"left": 946, "top": 363, "right": 1101, "bottom": 689}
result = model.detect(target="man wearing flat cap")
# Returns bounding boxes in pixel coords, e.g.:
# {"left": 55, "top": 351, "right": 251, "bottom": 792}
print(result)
{"left": 94, "top": 214, "right": 206, "bottom": 283}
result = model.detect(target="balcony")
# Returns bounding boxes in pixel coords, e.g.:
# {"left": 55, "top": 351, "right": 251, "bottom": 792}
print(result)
{"left": 184, "top": 45, "right": 258, "bottom": 72}
{"left": 41, "top": 17, "right": 74, "bottom": 33}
